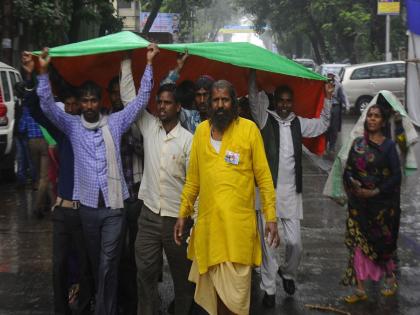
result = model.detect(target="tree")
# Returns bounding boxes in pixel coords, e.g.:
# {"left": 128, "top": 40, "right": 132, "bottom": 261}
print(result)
{"left": 235, "top": 0, "right": 406, "bottom": 63}
{"left": 11, "top": 0, "right": 123, "bottom": 49}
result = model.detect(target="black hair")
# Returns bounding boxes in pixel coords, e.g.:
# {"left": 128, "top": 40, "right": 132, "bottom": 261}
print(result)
{"left": 274, "top": 85, "right": 294, "bottom": 103}
{"left": 175, "top": 80, "right": 195, "bottom": 109}
{"left": 157, "top": 83, "right": 177, "bottom": 101}
{"left": 195, "top": 75, "right": 214, "bottom": 92}
{"left": 60, "top": 86, "right": 77, "bottom": 102}
{"left": 108, "top": 76, "right": 119, "bottom": 92}
{"left": 78, "top": 81, "right": 102, "bottom": 100}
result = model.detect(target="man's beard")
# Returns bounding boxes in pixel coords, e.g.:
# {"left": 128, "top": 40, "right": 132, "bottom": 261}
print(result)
{"left": 209, "top": 107, "right": 235, "bottom": 132}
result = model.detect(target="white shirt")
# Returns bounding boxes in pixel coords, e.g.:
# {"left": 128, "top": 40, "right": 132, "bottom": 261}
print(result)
{"left": 137, "top": 110, "right": 193, "bottom": 217}
{"left": 248, "top": 71, "right": 331, "bottom": 219}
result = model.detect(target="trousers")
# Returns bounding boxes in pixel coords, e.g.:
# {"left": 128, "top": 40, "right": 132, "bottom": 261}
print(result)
{"left": 79, "top": 205, "right": 124, "bottom": 315}
{"left": 52, "top": 206, "right": 92, "bottom": 315}
{"left": 257, "top": 211, "right": 302, "bottom": 295}
{"left": 135, "top": 205, "right": 194, "bottom": 315}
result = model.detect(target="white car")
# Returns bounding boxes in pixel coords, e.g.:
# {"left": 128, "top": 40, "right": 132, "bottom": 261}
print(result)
{"left": 339, "top": 61, "right": 405, "bottom": 114}
{"left": 0, "top": 62, "right": 22, "bottom": 180}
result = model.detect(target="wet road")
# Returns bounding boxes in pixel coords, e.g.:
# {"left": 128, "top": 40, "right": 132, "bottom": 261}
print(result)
{"left": 0, "top": 116, "right": 419, "bottom": 315}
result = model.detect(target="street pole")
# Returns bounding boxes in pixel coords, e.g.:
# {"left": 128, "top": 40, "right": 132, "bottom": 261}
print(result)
{"left": 385, "top": 14, "right": 392, "bottom": 61}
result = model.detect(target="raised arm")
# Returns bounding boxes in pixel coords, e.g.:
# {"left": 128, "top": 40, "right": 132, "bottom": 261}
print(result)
{"left": 299, "top": 82, "right": 334, "bottom": 137}
{"left": 35, "top": 49, "right": 76, "bottom": 135}
{"left": 111, "top": 44, "right": 158, "bottom": 135}
{"left": 248, "top": 69, "right": 269, "bottom": 129}
{"left": 120, "top": 55, "right": 136, "bottom": 106}
{"left": 160, "top": 50, "right": 188, "bottom": 86}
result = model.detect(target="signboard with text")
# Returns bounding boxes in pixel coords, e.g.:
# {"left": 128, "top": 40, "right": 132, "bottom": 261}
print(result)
{"left": 377, "top": 0, "right": 400, "bottom": 15}
{"left": 140, "top": 12, "right": 180, "bottom": 34}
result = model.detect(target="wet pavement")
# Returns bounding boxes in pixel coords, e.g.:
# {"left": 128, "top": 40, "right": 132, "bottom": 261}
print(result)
{"left": 1, "top": 115, "right": 419, "bottom": 315}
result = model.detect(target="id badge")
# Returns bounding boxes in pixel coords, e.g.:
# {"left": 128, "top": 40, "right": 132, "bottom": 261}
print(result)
{"left": 224, "top": 150, "right": 240, "bottom": 165}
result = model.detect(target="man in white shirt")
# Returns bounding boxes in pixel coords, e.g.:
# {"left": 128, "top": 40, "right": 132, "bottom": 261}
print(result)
{"left": 131, "top": 81, "right": 194, "bottom": 315}
{"left": 248, "top": 69, "right": 333, "bottom": 307}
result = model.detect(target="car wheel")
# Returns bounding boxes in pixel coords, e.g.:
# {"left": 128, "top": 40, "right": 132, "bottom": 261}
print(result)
{"left": 356, "top": 96, "right": 373, "bottom": 115}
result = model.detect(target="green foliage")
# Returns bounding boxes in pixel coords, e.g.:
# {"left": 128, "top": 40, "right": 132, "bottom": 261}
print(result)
{"left": 235, "top": 0, "right": 406, "bottom": 63}
{"left": 12, "top": 0, "right": 123, "bottom": 48}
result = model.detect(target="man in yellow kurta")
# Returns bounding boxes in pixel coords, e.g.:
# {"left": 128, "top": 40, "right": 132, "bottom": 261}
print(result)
{"left": 174, "top": 80, "right": 279, "bottom": 315}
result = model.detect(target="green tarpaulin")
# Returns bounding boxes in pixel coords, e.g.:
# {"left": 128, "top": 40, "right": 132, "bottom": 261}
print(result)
{"left": 33, "top": 31, "right": 328, "bottom": 154}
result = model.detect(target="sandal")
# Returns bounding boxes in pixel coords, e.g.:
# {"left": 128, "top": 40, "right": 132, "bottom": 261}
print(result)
{"left": 343, "top": 289, "right": 368, "bottom": 303}
{"left": 381, "top": 275, "right": 398, "bottom": 297}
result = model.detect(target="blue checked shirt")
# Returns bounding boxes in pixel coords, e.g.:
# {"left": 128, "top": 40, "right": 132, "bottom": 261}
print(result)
{"left": 18, "top": 106, "right": 44, "bottom": 139}
{"left": 37, "top": 65, "right": 153, "bottom": 208}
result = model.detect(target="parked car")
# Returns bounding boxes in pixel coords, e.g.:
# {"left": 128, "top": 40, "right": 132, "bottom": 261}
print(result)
{"left": 293, "top": 58, "right": 318, "bottom": 72}
{"left": 339, "top": 61, "right": 405, "bottom": 114}
{"left": 319, "top": 63, "right": 350, "bottom": 77}
{"left": 0, "top": 62, "right": 22, "bottom": 181}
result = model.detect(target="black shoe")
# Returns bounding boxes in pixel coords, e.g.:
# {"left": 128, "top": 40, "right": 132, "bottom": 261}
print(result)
{"left": 167, "top": 299, "right": 175, "bottom": 314}
{"left": 278, "top": 268, "right": 296, "bottom": 295}
{"left": 262, "top": 292, "right": 275, "bottom": 308}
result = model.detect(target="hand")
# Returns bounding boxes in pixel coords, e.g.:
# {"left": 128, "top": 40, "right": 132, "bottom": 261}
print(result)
{"left": 21, "top": 51, "right": 35, "bottom": 75}
{"left": 176, "top": 49, "right": 189, "bottom": 71}
{"left": 325, "top": 81, "right": 334, "bottom": 100}
{"left": 174, "top": 217, "right": 186, "bottom": 246}
{"left": 146, "top": 43, "right": 159, "bottom": 65}
{"left": 265, "top": 221, "right": 280, "bottom": 248}
{"left": 38, "top": 47, "right": 51, "bottom": 74}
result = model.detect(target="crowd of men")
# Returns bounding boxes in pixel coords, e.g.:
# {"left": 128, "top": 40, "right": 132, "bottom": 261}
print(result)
{"left": 14, "top": 44, "right": 339, "bottom": 315}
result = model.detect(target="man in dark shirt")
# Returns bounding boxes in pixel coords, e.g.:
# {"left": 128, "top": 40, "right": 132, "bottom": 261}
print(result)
{"left": 21, "top": 51, "right": 92, "bottom": 315}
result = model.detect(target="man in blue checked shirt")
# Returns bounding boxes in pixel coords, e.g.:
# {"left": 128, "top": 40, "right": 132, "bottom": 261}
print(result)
{"left": 36, "top": 44, "right": 159, "bottom": 315}
{"left": 19, "top": 103, "right": 49, "bottom": 218}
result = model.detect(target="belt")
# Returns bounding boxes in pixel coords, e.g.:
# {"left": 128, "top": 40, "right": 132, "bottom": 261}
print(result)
{"left": 55, "top": 197, "right": 80, "bottom": 210}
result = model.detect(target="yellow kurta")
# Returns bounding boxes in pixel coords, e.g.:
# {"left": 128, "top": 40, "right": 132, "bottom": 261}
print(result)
{"left": 179, "top": 117, "right": 276, "bottom": 274}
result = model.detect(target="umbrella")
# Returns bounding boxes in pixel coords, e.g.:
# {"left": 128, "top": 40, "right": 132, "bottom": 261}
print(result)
{"left": 33, "top": 31, "right": 328, "bottom": 153}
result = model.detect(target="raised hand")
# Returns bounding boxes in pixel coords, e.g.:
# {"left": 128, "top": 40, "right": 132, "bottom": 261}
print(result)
{"left": 176, "top": 49, "right": 189, "bottom": 71}
{"left": 38, "top": 47, "right": 51, "bottom": 75}
{"left": 146, "top": 43, "right": 160, "bottom": 65}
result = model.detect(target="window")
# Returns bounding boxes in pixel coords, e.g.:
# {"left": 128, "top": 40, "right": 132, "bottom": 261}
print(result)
{"left": 370, "top": 64, "right": 397, "bottom": 79}
{"left": 9, "top": 72, "right": 17, "bottom": 93}
{"left": 350, "top": 67, "right": 371, "bottom": 80}
{"left": 117, "top": 0, "right": 132, "bottom": 9}
{"left": 396, "top": 63, "right": 405, "bottom": 78}
{"left": 0, "top": 71, "right": 11, "bottom": 102}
